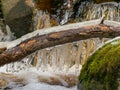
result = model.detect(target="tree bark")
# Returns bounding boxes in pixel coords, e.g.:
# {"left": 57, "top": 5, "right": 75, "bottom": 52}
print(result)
{"left": 0, "top": 20, "right": 120, "bottom": 66}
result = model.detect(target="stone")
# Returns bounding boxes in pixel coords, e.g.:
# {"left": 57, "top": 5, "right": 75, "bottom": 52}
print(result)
{"left": 1, "top": 0, "right": 34, "bottom": 38}
{"left": 0, "top": 0, "right": 3, "bottom": 18}
{"left": 78, "top": 37, "right": 120, "bottom": 90}
{"left": 93, "top": 0, "right": 119, "bottom": 3}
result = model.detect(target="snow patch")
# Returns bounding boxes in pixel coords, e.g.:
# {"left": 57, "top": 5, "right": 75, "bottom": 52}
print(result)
{"left": 12, "top": 83, "right": 77, "bottom": 90}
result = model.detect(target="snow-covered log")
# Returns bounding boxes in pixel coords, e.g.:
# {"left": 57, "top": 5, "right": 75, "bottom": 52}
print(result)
{"left": 0, "top": 19, "right": 120, "bottom": 66}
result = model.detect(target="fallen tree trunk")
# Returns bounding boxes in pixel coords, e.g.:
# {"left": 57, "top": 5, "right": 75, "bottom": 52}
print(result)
{"left": 0, "top": 19, "right": 120, "bottom": 66}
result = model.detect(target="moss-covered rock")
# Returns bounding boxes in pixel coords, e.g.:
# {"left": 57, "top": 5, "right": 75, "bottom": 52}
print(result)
{"left": 78, "top": 37, "right": 120, "bottom": 90}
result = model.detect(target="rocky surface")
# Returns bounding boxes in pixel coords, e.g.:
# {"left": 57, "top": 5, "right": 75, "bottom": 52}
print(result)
{"left": 1, "top": 0, "right": 34, "bottom": 38}
{"left": 78, "top": 37, "right": 120, "bottom": 90}
{"left": 0, "top": 72, "right": 78, "bottom": 89}
{"left": 93, "top": 0, "right": 119, "bottom": 3}
{"left": 0, "top": 0, "right": 3, "bottom": 18}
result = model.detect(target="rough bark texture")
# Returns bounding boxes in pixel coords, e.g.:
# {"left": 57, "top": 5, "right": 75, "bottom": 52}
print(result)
{"left": 0, "top": 23, "right": 120, "bottom": 66}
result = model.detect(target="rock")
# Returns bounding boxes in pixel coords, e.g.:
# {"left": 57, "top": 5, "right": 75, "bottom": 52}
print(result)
{"left": 0, "top": 73, "right": 26, "bottom": 89}
{"left": 38, "top": 74, "right": 78, "bottom": 87}
{"left": 0, "top": 19, "right": 6, "bottom": 32}
{"left": 1, "top": 0, "right": 34, "bottom": 38}
{"left": 93, "top": 0, "right": 119, "bottom": 3}
{"left": 78, "top": 37, "right": 120, "bottom": 90}
{"left": 0, "top": 19, "right": 15, "bottom": 41}
{"left": 0, "top": 78, "right": 7, "bottom": 88}
{"left": 36, "top": 0, "right": 53, "bottom": 12}
{"left": 0, "top": 0, "right": 3, "bottom": 18}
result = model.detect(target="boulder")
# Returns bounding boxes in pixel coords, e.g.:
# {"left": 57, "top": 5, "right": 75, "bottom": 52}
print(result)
{"left": 1, "top": 0, "right": 34, "bottom": 38}
{"left": 78, "top": 37, "right": 120, "bottom": 90}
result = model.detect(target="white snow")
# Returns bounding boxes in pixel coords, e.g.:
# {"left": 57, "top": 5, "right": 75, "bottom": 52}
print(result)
{"left": 0, "top": 18, "right": 104, "bottom": 49}
{"left": 1, "top": 18, "right": 120, "bottom": 50}
{"left": 12, "top": 83, "right": 77, "bottom": 90}
{"left": 104, "top": 20, "right": 120, "bottom": 27}
{"left": 0, "top": 67, "right": 78, "bottom": 90}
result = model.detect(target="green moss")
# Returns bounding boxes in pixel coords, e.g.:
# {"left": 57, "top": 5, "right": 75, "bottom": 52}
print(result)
{"left": 79, "top": 39, "right": 120, "bottom": 90}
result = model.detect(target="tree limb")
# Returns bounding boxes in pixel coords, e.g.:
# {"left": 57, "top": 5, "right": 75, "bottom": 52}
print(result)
{"left": 0, "top": 20, "right": 120, "bottom": 66}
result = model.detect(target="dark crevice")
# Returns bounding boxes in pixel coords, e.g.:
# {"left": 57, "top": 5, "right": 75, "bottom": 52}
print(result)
{"left": 0, "top": 0, "right": 3, "bottom": 18}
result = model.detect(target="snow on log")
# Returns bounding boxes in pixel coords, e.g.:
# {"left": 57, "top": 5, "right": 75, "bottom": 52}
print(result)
{"left": 0, "top": 19, "right": 120, "bottom": 66}
{"left": 0, "top": 18, "right": 104, "bottom": 49}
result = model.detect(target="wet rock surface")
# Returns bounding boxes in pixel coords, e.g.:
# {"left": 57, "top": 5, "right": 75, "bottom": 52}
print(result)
{"left": 0, "top": 72, "right": 78, "bottom": 89}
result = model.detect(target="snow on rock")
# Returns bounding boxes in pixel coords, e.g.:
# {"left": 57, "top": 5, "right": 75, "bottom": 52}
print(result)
{"left": 0, "top": 67, "right": 78, "bottom": 90}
